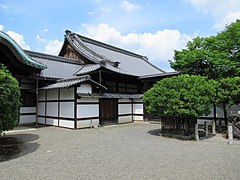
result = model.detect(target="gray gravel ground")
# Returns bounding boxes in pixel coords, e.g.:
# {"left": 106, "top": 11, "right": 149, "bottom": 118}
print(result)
{"left": 1, "top": 123, "right": 240, "bottom": 180}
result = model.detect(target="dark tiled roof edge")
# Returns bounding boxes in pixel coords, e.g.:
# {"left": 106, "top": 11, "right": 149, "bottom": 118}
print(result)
{"left": 25, "top": 50, "right": 82, "bottom": 65}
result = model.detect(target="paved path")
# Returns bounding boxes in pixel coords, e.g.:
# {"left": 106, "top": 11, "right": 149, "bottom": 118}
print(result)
{"left": 1, "top": 123, "right": 240, "bottom": 180}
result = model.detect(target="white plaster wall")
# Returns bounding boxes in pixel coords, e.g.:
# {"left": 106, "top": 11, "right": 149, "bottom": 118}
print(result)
{"left": 38, "top": 91, "right": 45, "bottom": 101}
{"left": 77, "top": 84, "right": 92, "bottom": 94}
{"left": 38, "top": 103, "right": 45, "bottom": 116}
{"left": 77, "top": 119, "right": 99, "bottom": 128}
{"left": 59, "top": 120, "right": 74, "bottom": 128}
{"left": 60, "top": 88, "right": 74, "bottom": 100}
{"left": 47, "top": 89, "right": 58, "bottom": 100}
{"left": 20, "top": 107, "right": 36, "bottom": 114}
{"left": 119, "top": 116, "right": 132, "bottom": 123}
{"left": 77, "top": 104, "right": 99, "bottom": 118}
{"left": 46, "top": 102, "right": 58, "bottom": 117}
{"left": 46, "top": 118, "right": 58, "bottom": 126}
{"left": 60, "top": 102, "right": 74, "bottom": 118}
{"left": 133, "top": 104, "right": 143, "bottom": 114}
{"left": 119, "top": 104, "right": 131, "bottom": 115}
{"left": 37, "top": 117, "right": 45, "bottom": 124}
{"left": 19, "top": 115, "right": 36, "bottom": 124}
{"left": 133, "top": 115, "right": 144, "bottom": 121}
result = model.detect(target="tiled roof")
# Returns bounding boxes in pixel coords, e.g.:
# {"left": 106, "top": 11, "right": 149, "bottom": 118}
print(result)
{"left": 26, "top": 50, "right": 82, "bottom": 79}
{"left": 75, "top": 63, "right": 138, "bottom": 76}
{"left": 40, "top": 75, "right": 107, "bottom": 90}
{"left": 65, "top": 31, "right": 166, "bottom": 76}
{"left": 0, "top": 31, "right": 46, "bottom": 70}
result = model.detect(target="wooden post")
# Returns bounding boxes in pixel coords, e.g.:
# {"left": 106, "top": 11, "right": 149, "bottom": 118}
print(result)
{"left": 212, "top": 121, "right": 216, "bottom": 134}
{"left": 204, "top": 121, "right": 209, "bottom": 137}
{"left": 228, "top": 123, "right": 234, "bottom": 145}
{"left": 195, "top": 122, "right": 199, "bottom": 141}
{"left": 35, "top": 78, "right": 39, "bottom": 126}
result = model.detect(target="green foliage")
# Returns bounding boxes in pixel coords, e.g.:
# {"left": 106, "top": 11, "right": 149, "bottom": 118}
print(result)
{"left": 0, "top": 65, "right": 21, "bottom": 133}
{"left": 143, "top": 74, "right": 217, "bottom": 119}
{"left": 170, "top": 20, "right": 240, "bottom": 79}
{"left": 216, "top": 77, "right": 240, "bottom": 109}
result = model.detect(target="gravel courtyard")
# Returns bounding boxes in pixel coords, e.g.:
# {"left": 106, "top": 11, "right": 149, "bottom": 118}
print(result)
{"left": 0, "top": 123, "right": 240, "bottom": 180}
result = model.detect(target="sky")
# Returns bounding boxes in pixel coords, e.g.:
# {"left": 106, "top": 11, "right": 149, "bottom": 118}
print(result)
{"left": 0, "top": 0, "right": 240, "bottom": 71}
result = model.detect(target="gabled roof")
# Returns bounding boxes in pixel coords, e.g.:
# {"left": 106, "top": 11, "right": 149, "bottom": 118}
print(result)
{"left": 0, "top": 31, "right": 46, "bottom": 70}
{"left": 40, "top": 75, "right": 107, "bottom": 90}
{"left": 60, "top": 30, "right": 166, "bottom": 77}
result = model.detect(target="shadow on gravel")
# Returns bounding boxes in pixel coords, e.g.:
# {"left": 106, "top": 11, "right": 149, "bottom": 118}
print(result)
{"left": 0, "top": 134, "right": 39, "bottom": 162}
{"left": 148, "top": 129, "right": 216, "bottom": 141}
{"left": 148, "top": 129, "right": 162, "bottom": 136}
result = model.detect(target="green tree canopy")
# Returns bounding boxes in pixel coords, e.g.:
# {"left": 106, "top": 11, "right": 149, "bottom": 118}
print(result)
{"left": 0, "top": 65, "right": 21, "bottom": 133}
{"left": 170, "top": 20, "right": 240, "bottom": 79}
{"left": 143, "top": 74, "right": 217, "bottom": 119}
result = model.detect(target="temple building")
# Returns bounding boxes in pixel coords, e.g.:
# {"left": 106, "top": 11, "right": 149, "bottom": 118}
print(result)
{"left": 0, "top": 30, "right": 177, "bottom": 129}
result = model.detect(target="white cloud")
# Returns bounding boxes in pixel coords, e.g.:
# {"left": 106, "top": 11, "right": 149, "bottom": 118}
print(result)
{"left": 188, "top": 0, "right": 240, "bottom": 30}
{"left": 43, "top": 28, "right": 48, "bottom": 33}
{"left": 36, "top": 34, "right": 47, "bottom": 43}
{"left": 0, "top": 24, "right": 3, "bottom": 31}
{"left": 120, "top": 0, "right": 141, "bottom": 12}
{"left": 44, "top": 40, "right": 63, "bottom": 55}
{"left": 6, "top": 31, "right": 31, "bottom": 50}
{"left": 80, "top": 23, "right": 192, "bottom": 71}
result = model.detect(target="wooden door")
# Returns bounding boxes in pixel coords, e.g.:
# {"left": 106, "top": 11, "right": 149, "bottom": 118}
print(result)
{"left": 99, "top": 99, "right": 118, "bottom": 124}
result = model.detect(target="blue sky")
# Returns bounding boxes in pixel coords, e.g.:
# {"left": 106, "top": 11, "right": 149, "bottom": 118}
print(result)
{"left": 1, "top": 0, "right": 240, "bottom": 71}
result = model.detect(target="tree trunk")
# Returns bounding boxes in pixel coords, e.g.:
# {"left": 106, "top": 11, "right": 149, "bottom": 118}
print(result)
{"left": 223, "top": 104, "right": 228, "bottom": 130}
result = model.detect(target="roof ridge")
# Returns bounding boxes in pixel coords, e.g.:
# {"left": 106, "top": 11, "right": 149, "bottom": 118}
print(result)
{"left": 25, "top": 50, "right": 82, "bottom": 65}
{"left": 75, "top": 33, "right": 147, "bottom": 59}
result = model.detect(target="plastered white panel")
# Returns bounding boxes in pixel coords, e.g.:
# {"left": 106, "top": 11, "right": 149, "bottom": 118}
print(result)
{"left": 77, "top": 119, "right": 99, "bottom": 128}
{"left": 46, "top": 118, "right": 58, "bottom": 126}
{"left": 46, "top": 102, "right": 58, "bottom": 117}
{"left": 38, "top": 103, "right": 45, "bottom": 116}
{"left": 38, "top": 91, "right": 45, "bottom": 101}
{"left": 47, "top": 89, "right": 58, "bottom": 100}
{"left": 59, "top": 120, "right": 74, "bottom": 128}
{"left": 119, "top": 104, "right": 132, "bottom": 115}
{"left": 133, "top": 104, "right": 143, "bottom": 114}
{"left": 77, "top": 104, "right": 99, "bottom": 118}
{"left": 60, "top": 102, "right": 74, "bottom": 118}
{"left": 60, "top": 88, "right": 74, "bottom": 100}
{"left": 77, "top": 84, "right": 92, "bottom": 94}
{"left": 119, "top": 98, "right": 131, "bottom": 103}
{"left": 20, "top": 107, "right": 36, "bottom": 113}
{"left": 19, "top": 115, "right": 36, "bottom": 124}
{"left": 133, "top": 115, "right": 144, "bottom": 121}
{"left": 77, "top": 98, "right": 98, "bottom": 103}
{"left": 37, "top": 117, "right": 45, "bottom": 124}
{"left": 119, "top": 116, "right": 132, "bottom": 123}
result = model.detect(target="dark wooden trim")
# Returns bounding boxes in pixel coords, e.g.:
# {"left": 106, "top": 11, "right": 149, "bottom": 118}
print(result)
{"left": 133, "top": 114, "right": 144, "bottom": 116}
{"left": 119, "top": 114, "right": 132, "bottom": 117}
{"left": 38, "top": 99, "right": 74, "bottom": 103}
{"left": 77, "top": 102, "right": 99, "bottom": 105}
{"left": 74, "top": 87, "right": 77, "bottom": 129}
{"left": 58, "top": 89, "right": 60, "bottom": 127}
{"left": 77, "top": 117, "right": 99, "bottom": 121}
{"left": 38, "top": 115, "right": 75, "bottom": 121}
{"left": 37, "top": 123, "right": 75, "bottom": 130}
{"left": 45, "top": 90, "right": 47, "bottom": 125}
{"left": 20, "top": 112, "right": 36, "bottom": 116}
